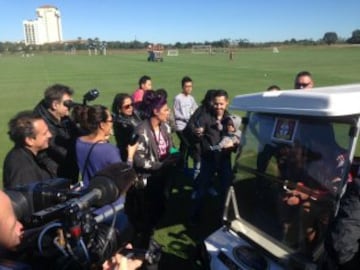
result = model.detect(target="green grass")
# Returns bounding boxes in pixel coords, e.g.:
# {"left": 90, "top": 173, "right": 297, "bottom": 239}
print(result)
{"left": 1, "top": 46, "right": 360, "bottom": 268}
{"left": 1, "top": 46, "right": 360, "bottom": 173}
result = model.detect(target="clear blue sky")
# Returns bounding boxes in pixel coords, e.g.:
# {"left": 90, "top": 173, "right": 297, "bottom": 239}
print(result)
{"left": 1, "top": 0, "right": 359, "bottom": 43}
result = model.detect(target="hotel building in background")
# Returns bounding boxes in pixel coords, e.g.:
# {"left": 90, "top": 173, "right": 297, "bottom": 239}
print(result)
{"left": 23, "top": 5, "right": 63, "bottom": 45}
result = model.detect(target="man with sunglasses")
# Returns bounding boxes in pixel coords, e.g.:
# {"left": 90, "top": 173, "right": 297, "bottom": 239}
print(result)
{"left": 34, "top": 84, "right": 80, "bottom": 182}
{"left": 294, "top": 71, "right": 314, "bottom": 90}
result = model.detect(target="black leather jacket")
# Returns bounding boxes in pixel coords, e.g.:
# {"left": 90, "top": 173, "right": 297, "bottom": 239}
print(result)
{"left": 34, "top": 100, "right": 79, "bottom": 182}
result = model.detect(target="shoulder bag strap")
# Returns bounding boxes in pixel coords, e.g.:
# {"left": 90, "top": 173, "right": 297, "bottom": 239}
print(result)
{"left": 80, "top": 140, "right": 105, "bottom": 186}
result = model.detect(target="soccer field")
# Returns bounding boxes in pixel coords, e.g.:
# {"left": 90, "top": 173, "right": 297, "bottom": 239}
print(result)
{"left": 1, "top": 46, "right": 360, "bottom": 184}
{"left": 1, "top": 46, "right": 360, "bottom": 268}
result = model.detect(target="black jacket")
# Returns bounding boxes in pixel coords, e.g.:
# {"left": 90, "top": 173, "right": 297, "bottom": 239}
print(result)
{"left": 3, "top": 147, "right": 52, "bottom": 189}
{"left": 325, "top": 183, "right": 360, "bottom": 266}
{"left": 188, "top": 107, "right": 230, "bottom": 159}
{"left": 183, "top": 105, "right": 207, "bottom": 145}
{"left": 34, "top": 100, "right": 79, "bottom": 182}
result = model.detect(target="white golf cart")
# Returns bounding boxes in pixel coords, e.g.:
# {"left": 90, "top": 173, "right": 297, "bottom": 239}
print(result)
{"left": 204, "top": 84, "right": 360, "bottom": 269}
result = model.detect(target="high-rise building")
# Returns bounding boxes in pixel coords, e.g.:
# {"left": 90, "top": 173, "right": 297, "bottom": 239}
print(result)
{"left": 23, "top": 5, "right": 63, "bottom": 45}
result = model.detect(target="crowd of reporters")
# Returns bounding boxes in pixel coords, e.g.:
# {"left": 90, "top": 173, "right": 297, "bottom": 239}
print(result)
{"left": 0, "top": 72, "right": 319, "bottom": 268}
{"left": 0, "top": 75, "right": 239, "bottom": 269}
{"left": 2, "top": 71, "right": 358, "bottom": 269}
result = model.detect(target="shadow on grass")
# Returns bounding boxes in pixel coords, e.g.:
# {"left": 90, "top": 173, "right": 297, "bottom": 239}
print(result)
{"left": 153, "top": 170, "right": 223, "bottom": 269}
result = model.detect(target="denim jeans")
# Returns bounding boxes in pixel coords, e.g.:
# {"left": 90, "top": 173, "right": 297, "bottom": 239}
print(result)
{"left": 191, "top": 154, "right": 232, "bottom": 221}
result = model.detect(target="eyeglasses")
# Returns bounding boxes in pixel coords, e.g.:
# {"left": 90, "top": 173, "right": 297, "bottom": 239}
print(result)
{"left": 296, "top": 82, "right": 311, "bottom": 89}
{"left": 122, "top": 103, "right": 134, "bottom": 109}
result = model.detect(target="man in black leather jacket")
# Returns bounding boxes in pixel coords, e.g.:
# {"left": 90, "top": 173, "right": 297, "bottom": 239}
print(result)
{"left": 33, "top": 84, "right": 79, "bottom": 182}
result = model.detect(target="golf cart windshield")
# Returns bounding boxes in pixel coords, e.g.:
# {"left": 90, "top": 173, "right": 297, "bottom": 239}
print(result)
{"left": 230, "top": 113, "right": 352, "bottom": 261}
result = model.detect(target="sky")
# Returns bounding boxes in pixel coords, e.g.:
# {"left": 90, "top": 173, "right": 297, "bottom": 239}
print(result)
{"left": 0, "top": 0, "right": 359, "bottom": 44}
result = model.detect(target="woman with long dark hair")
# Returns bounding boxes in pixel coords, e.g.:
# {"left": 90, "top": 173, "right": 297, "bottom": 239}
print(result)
{"left": 112, "top": 93, "right": 141, "bottom": 161}
{"left": 74, "top": 104, "right": 138, "bottom": 238}
{"left": 74, "top": 104, "right": 137, "bottom": 186}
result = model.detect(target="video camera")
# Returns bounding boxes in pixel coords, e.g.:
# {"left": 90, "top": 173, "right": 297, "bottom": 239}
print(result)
{"left": 63, "top": 88, "right": 100, "bottom": 108}
{"left": 112, "top": 114, "right": 140, "bottom": 146}
{"left": 4, "top": 163, "right": 161, "bottom": 269}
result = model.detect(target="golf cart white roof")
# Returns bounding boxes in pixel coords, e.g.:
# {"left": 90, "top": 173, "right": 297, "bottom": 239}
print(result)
{"left": 230, "top": 83, "right": 360, "bottom": 117}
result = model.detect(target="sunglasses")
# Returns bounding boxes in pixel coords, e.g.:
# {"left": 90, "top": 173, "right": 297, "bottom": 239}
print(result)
{"left": 62, "top": 100, "right": 74, "bottom": 108}
{"left": 296, "top": 82, "right": 311, "bottom": 89}
{"left": 122, "top": 103, "right": 134, "bottom": 109}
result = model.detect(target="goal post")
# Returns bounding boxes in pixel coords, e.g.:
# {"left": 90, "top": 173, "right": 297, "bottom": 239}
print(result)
{"left": 191, "top": 45, "right": 212, "bottom": 54}
{"left": 167, "top": 49, "right": 179, "bottom": 56}
{"left": 272, "top": 47, "right": 279, "bottom": 53}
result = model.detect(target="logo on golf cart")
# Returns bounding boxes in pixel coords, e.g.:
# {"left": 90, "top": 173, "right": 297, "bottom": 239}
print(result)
{"left": 271, "top": 117, "right": 299, "bottom": 143}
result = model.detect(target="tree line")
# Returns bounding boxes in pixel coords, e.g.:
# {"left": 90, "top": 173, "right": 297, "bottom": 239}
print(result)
{"left": 1, "top": 29, "right": 359, "bottom": 54}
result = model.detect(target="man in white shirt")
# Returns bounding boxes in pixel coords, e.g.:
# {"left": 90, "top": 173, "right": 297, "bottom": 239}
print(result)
{"left": 173, "top": 76, "right": 198, "bottom": 172}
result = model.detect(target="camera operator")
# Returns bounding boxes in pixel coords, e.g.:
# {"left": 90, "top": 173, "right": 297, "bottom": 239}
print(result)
{"left": 0, "top": 191, "right": 142, "bottom": 270}
{"left": 0, "top": 190, "right": 24, "bottom": 250}
{"left": 3, "top": 111, "right": 53, "bottom": 188}
{"left": 112, "top": 93, "right": 141, "bottom": 162}
{"left": 34, "top": 84, "right": 80, "bottom": 182}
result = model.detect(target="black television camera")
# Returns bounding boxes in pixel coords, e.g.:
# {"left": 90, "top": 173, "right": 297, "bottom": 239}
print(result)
{"left": 4, "top": 163, "right": 161, "bottom": 270}
{"left": 63, "top": 88, "right": 100, "bottom": 109}
{"left": 112, "top": 114, "right": 140, "bottom": 146}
